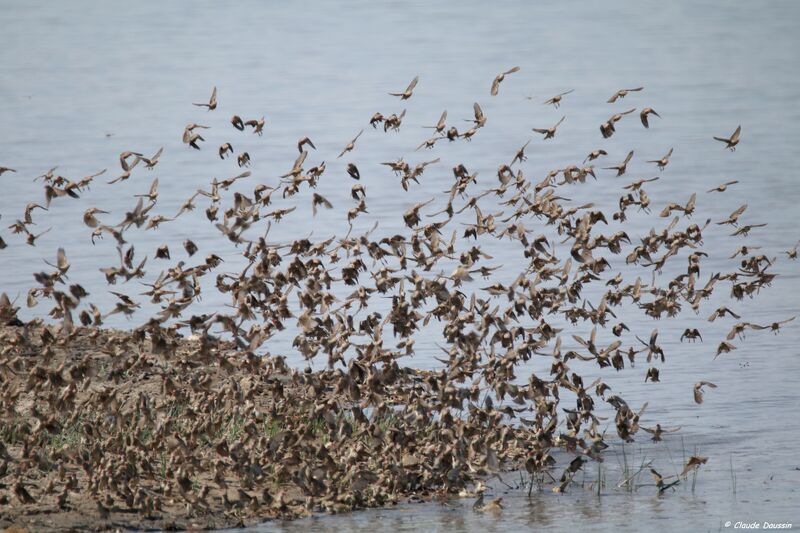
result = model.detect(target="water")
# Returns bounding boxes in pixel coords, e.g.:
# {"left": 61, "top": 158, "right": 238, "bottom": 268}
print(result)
{"left": 1, "top": 1, "right": 800, "bottom": 531}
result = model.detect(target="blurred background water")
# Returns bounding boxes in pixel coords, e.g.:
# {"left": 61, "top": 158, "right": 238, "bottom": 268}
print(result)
{"left": 1, "top": 1, "right": 799, "bottom": 531}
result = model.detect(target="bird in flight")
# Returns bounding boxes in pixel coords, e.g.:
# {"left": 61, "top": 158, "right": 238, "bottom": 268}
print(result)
{"left": 491, "top": 67, "right": 520, "bottom": 96}
{"left": 193, "top": 86, "right": 217, "bottom": 111}
{"left": 338, "top": 130, "right": 364, "bottom": 158}
{"left": 389, "top": 76, "right": 419, "bottom": 100}
{"left": 543, "top": 89, "right": 574, "bottom": 108}
{"left": 532, "top": 116, "right": 565, "bottom": 140}
{"left": 640, "top": 107, "right": 661, "bottom": 128}
{"left": 608, "top": 86, "right": 643, "bottom": 103}
{"left": 713, "top": 125, "right": 742, "bottom": 151}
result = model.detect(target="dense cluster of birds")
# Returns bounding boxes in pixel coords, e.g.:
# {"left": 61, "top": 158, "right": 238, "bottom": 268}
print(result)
{"left": 0, "top": 68, "right": 796, "bottom": 529}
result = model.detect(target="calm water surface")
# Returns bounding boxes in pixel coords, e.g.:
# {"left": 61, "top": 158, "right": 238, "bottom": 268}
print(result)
{"left": 1, "top": 1, "right": 799, "bottom": 531}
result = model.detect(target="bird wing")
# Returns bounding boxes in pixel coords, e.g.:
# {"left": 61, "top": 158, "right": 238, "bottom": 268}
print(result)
{"left": 491, "top": 77, "right": 501, "bottom": 96}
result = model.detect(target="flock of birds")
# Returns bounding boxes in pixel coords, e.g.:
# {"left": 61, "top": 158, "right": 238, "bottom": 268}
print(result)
{"left": 0, "top": 67, "right": 797, "bottom": 528}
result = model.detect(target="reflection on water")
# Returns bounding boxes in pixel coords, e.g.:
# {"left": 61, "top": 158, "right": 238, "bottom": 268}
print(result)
{"left": 2, "top": 0, "right": 800, "bottom": 531}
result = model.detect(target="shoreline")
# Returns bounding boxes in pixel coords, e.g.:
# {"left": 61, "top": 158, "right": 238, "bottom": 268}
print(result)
{"left": 0, "top": 323, "right": 529, "bottom": 532}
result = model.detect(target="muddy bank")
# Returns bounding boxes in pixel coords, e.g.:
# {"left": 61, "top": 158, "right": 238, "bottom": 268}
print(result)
{"left": 0, "top": 323, "right": 531, "bottom": 531}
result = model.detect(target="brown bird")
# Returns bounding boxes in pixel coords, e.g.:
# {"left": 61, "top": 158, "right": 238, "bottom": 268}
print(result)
{"left": 25, "top": 227, "right": 52, "bottom": 246}
{"left": 647, "top": 148, "right": 673, "bottom": 170}
{"left": 680, "top": 328, "right": 702, "bottom": 342}
{"left": 183, "top": 123, "right": 209, "bottom": 147}
{"left": 423, "top": 110, "right": 447, "bottom": 133}
{"left": 193, "top": 86, "right": 217, "bottom": 110}
{"left": 600, "top": 108, "right": 636, "bottom": 138}
{"left": 707, "top": 180, "right": 738, "bottom": 193}
{"left": 416, "top": 136, "right": 444, "bottom": 151}
{"left": 44, "top": 247, "right": 70, "bottom": 276}
{"left": 785, "top": 241, "right": 799, "bottom": 260}
{"left": 383, "top": 109, "right": 406, "bottom": 132}
{"left": 403, "top": 198, "right": 435, "bottom": 228}
{"left": 389, "top": 76, "right": 419, "bottom": 100}
{"left": 717, "top": 204, "right": 747, "bottom": 226}
{"left": 608, "top": 86, "right": 643, "bottom": 103}
{"left": 134, "top": 178, "right": 159, "bottom": 203}
{"left": 346, "top": 163, "right": 361, "bottom": 180}
{"left": 186, "top": 132, "right": 205, "bottom": 150}
{"left": 584, "top": 149, "right": 608, "bottom": 163}
{"left": 680, "top": 455, "right": 708, "bottom": 477}
{"left": 491, "top": 66, "right": 520, "bottom": 96}
{"left": 231, "top": 115, "right": 245, "bottom": 130}
{"left": 219, "top": 143, "right": 234, "bottom": 159}
{"left": 297, "top": 136, "right": 316, "bottom": 153}
{"left": 713, "top": 125, "right": 741, "bottom": 150}
{"left": 715, "top": 341, "right": 737, "bottom": 359}
{"left": 642, "top": 424, "right": 681, "bottom": 442}
{"left": 511, "top": 140, "right": 532, "bottom": 165}
{"left": 141, "top": 147, "right": 163, "bottom": 170}
{"left": 351, "top": 183, "right": 366, "bottom": 200}
{"left": 639, "top": 107, "right": 661, "bottom": 128}
{"left": 0, "top": 166, "right": 16, "bottom": 176}
{"left": 184, "top": 239, "right": 198, "bottom": 256}
{"left": 543, "top": 89, "right": 574, "bottom": 108}
{"left": 604, "top": 150, "right": 634, "bottom": 176}
{"left": 83, "top": 207, "right": 109, "bottom": 228}
{"left": 650, "top": 468, "right": 679, "bottom": 493}
{"left": 752, "top": 316, "right": 796, "bottom": 334}
{"left": 369, "top": 112, "right": 385, "bottom": 128}
{"left": 693, "top": 382, "right": 716, "bottom": 404}
{"left": 466, "top": 102, "right": 487, "bottom": 128}
{"left": 730, "top": 223, "right": 766, "bottom": 237}
{"left": 532, "top": 116, "right": 565, "bottom": 140}
{"left": 636, "top": 328, "right": 664, "bottom": 362}
{"left": 23, "top": 202, "right": 47, "bottom": 224}
{"left": 311, "top": 193, "right": 333, "bottom": 216}
{"left": 245, "top": 116, "right": 266, "bottom": 135}
{"left": 338, "top": 130, "right": 364, "bottom": 158}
